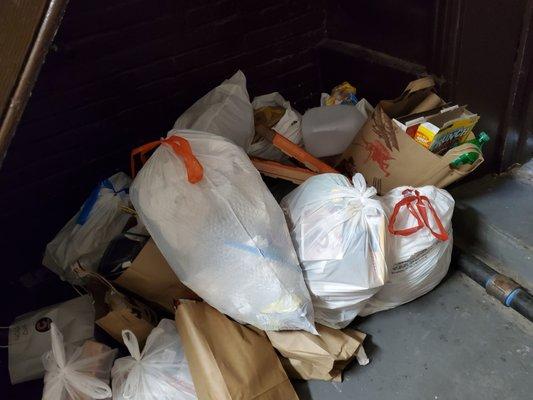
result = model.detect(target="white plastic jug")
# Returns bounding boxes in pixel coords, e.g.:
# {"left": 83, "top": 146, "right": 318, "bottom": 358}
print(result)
{"left": 302, "top": 105, "right": 367, "bottom": 157}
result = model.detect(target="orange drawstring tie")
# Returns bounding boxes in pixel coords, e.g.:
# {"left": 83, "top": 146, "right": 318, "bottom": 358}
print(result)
{"left": 130, "top": 136, "right": 203, "bottom": 183}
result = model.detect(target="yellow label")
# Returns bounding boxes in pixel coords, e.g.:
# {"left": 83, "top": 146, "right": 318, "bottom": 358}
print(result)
{"left": 413, "top": 123, "right": 438, "bottom": 148}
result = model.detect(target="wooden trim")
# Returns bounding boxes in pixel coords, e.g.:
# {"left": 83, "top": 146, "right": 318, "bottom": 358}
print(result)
{"left": 0, "top": 0, "right": 70, "bottom": 169}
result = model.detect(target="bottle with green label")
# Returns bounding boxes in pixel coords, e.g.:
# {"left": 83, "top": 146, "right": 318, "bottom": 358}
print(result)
{"left": 450, "top": 132, "right": 490, "bottom": 168}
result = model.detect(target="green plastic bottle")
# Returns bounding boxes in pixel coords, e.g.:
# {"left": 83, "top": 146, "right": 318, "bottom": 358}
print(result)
{"left": 450, "top": 132, "right": 490, "bottom": 168}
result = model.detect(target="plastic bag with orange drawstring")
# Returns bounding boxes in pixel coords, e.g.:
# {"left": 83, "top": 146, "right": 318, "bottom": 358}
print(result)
{"left": 129, "top": 129, "right": 316, "bottom": 333}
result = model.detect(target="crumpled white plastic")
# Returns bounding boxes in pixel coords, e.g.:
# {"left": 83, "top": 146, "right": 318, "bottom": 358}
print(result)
{"left": 282, "top": 173, "right": 388, "bottom": 329}
{"left": 173, "top": 70, "right": 254, "bottom": 150}
{"left": 249, "top": 92, "right": 302, "bottom": 161}
{"left": 362, "top": 186, "right": 454, "bottom": 315}
{"left": 111, "top": 319, "right": 197, "bottom": 400}
{"left": 42, "top": 323, "right": 116, "bottom": 400}
{"left": 43, "top": 172, "right": 131, "bottom": 281}
{"left": 130, "top": 130, "right": 315, "bottom": 333}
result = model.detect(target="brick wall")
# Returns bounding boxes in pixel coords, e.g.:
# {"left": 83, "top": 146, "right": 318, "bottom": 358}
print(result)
{"left": 0, "top": 0, "right": 326, "bottom": 287}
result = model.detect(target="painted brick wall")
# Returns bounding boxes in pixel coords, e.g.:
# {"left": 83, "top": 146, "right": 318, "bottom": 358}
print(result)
{"left": 0, "top": 0, "right": 326, "bottom": 286}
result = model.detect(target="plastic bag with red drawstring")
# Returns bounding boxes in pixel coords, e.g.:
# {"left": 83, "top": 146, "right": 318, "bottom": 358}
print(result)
{"left": 130, "top": 129, "right": 315, "bottom": 333}
{"left": 361, "top": 186, "right": 454, "bottom": 316}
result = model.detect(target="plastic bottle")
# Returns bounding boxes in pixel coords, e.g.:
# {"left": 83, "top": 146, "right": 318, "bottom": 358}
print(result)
{"left": 450, "top": 132, "right": 490, "bottom": 168}
{"left": 302, "top": 105, "right": 367, "bottom": 158}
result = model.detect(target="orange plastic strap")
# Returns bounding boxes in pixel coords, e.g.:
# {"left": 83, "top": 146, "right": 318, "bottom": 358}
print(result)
{"left": 130, "top": 140, "right": 161, "bottom": 178}
{"left": 160, "top": 136, "right": 203, "bottom": 183}
{"left": 388, "top": 189, "right": 448, "bottom": 241}
{"left": 130, "top": 136, "right": 203, "bottom": 183}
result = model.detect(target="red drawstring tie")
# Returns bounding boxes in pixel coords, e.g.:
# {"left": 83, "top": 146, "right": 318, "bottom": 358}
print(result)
{"left": 388, "top": 189, "right": 448, "bottom": 241}
{"left": 130, "top": 135, "right": 203, "bottom": 183}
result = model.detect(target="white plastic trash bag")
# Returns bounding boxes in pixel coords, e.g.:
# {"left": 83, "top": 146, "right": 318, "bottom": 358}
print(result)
{"left": 42, "top": 323, "right": 117, "bottom": 400}
{"left": 362, "top": 186, "right": 454, "bottom": 315}
{"left": 9, "top": 295, "right": 95, "bottom": 384}
{"left": 112, "top": 319, "right": 197, "bottom": 400}
{"left": 131, "top": 130, "right": 315, "bottom": 333}
{"left": 250, "top": 92, "right": 302, "bottom": 161}
{"left": 173, "top": 70, "right": 254, "bottom": 150}
{"left": 282, "top": 173, "right": 388, "bottom": 329}
{"left": 43, "top": 172, "right": 131, "bottom": 281}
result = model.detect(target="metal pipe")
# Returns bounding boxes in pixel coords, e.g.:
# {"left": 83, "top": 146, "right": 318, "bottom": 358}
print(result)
{"left": 454, "top": 248, "right": 533, "bottom": 322}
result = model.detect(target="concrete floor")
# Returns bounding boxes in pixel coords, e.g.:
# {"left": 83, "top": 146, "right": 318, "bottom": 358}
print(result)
{"left": 294, "top": 272, "right": 533, "bottom": 400}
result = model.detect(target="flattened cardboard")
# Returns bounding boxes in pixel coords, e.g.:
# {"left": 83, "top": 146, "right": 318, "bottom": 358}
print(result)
{"left": 267, "top": 324, "right": 366, "bottom": 381}
{"left": 113, "top": 239, "right": 200, "bottom": 312}
{"left": 175, "top": 301, "right": 299, "bottom": 400}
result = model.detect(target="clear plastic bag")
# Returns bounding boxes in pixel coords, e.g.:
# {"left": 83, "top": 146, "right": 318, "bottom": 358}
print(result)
{"left": 282, "top": 173, "right": 388, "bottom": 329}
{"left": 173, "top": 70, "right": 254, "bottom": 150}
{"left": 130, "top": 130, "right": 315, "bottom": 333}
{"left": 42, "top": 323, "right": 116, "bottom": 400}
{"left": 43, "top": 172, "right": 131, "bottom": 281}
{"left": 362, "top": 186, "right": 454, "bottom": 315}
{"left": 111, "top": 319, "right": 197, "bottom": 400}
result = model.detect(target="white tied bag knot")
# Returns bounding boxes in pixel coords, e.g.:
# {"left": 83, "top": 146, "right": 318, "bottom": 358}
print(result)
{"left": 42, "top": 323, "right": 116, "bottom": 400}
{"left": 111, "top": 319, "right": 197, "bottom": 400}
{"left": 282, "top": 173, "right": 388, "bottom": 329}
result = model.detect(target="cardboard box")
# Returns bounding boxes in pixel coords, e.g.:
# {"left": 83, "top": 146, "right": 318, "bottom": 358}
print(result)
{"left": 338, "top": 77, "right": 484, "bottom": 194}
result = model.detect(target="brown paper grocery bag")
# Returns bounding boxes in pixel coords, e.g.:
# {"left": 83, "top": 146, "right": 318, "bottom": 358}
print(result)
{"left": 175, "top": 301, "right": 299, "bottom": 400}
{"left": 96, "top": 301, "right": 156, "bottom": 346}
{"left": 113, "top": 239, "right": 200, "bottom": 312}
{"left": 267, "top": 324, "right": 366, "bottom": 381}
{"left": 338, "top": 77, "right": 484, "bottom": 194}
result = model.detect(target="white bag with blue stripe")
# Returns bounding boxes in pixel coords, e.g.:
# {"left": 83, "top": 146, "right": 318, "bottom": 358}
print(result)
{"left": 42, "top": 172, "right": 131, "bottom": 281}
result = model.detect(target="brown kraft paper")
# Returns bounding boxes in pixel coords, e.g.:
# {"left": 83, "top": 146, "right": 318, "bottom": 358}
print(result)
{"left": 175, "top": 301, "right": 299, "bottom": 400}
{"left": 113, "top": 239, "right": 200, "bottom": 313}
{"left": 267, "top": 324, "right": 367, "bottom": 381}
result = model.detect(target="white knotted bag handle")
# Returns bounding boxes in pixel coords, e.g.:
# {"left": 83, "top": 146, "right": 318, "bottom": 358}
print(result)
{"left": 47, "top": 323, "right": 112, "bottom": 399}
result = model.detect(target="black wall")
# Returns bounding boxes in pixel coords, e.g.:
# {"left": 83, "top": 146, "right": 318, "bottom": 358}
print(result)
{"left": 0, "top": 0, "right": 326, "bottom": 316}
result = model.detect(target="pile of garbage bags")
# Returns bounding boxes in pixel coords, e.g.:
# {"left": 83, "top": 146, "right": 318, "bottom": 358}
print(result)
{"left": 7, "top": 70, "right": 461, "bottom": 399}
